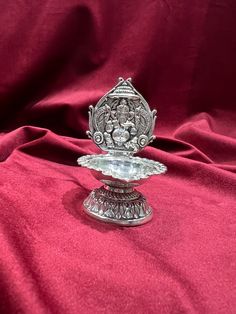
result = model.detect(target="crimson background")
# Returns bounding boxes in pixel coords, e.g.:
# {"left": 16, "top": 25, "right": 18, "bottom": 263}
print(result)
{"left": 0, "top": 1, "right": 235, "bottom": 313}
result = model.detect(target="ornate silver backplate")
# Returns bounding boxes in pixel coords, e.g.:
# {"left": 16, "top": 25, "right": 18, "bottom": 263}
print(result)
{"left": 87, "top": 77, "right": 157, "bottom": 154}
{"left": 77, "top": 78, "right": 167, "bottom": 226}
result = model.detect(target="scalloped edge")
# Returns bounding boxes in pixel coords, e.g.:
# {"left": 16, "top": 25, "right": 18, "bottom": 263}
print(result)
{"left": 77, "top": 154, "right": 167, "bottom": 182}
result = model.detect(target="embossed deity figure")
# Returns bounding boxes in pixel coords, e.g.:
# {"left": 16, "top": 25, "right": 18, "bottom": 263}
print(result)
{"left": 115, "top": 99, "right": 132, "bottom": 126}
{"left": 87, "top": 77, "right": 157, "bottom": 153}
{"left": 111, "top": 99, "right": 136, "bottom": 147}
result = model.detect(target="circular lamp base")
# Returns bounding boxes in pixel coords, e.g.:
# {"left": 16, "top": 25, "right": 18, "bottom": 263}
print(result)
{"left": 83, "top": 186, "right": 153, "bottom": 226}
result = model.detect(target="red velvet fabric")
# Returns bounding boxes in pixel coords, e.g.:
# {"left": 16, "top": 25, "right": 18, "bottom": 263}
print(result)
{"left": 0, "top": 1, "right": 235, "bottom": 313}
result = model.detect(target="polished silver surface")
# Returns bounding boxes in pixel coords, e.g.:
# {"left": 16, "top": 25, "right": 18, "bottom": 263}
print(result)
{"left": 86, "top": 77, "right": 156, "bottom": 154}
{"left": 77, "top": 77, "right": 167, "bottom": 226}
{"left": 78, "top": 154, "right": 166, "bottom": 182}
{"left": 83, "top": 186, "right": 153, "bottom": 226}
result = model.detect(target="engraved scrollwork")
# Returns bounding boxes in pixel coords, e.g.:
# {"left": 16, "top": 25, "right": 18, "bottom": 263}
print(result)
{"left": 86, "top": 78, "right": 157, "bottom": 154}
{"left": 138, "top": 135, "right": 149, "bottom": 148}
{"left": 93, "top": 131, "right": 104, "bottom": 145}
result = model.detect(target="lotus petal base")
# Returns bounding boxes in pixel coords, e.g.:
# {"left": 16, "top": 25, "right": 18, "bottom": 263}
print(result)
{"left": 83, "top": 186, "right": 153, "bottom": 226}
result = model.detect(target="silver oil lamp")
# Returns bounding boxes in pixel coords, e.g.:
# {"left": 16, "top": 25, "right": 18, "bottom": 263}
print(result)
{"left": 77, "top": 78, "right": 167, "bottom": 226}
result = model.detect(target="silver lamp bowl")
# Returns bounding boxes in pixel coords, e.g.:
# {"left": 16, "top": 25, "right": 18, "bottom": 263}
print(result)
{"left": 77, "top": 78, "right": 167, "bottom": 226}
